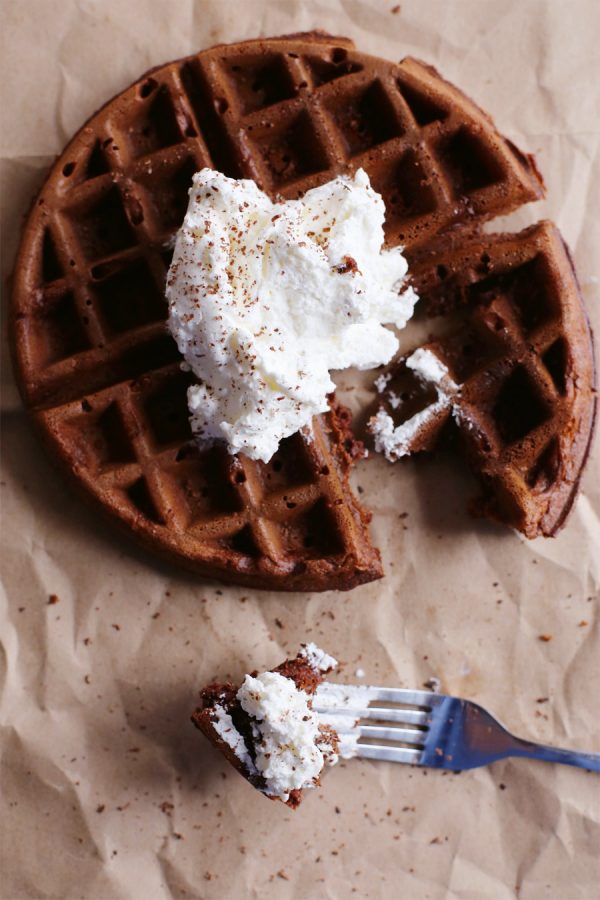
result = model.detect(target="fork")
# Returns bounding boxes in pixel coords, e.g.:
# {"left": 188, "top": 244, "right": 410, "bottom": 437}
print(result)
{"left": 314, "top": 683, "right": 600, "bottom": 772}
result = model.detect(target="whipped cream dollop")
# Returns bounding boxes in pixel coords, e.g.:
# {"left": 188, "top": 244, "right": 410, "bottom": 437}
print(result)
{"left": 166, "top": 167, "right": 417, "bottom": 463}
{"left": 237, "top": 671, "right": 332, "bottom": 801}
{"left": 211, "top": 706, "right": 256, "bottom": 774}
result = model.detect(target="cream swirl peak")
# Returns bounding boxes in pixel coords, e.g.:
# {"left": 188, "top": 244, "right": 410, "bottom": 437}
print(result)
{"left": 166, "top": 167, "right": 417, "bottom": 462}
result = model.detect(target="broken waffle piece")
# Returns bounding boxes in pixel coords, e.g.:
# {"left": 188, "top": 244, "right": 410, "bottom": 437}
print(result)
{"left": 370, "top": 222, "right": 596, "bottom": 537}
{"left": 371, "top": 346, "right": 460, "bottom": 461}
{"left": 192, "top": 644, "right": 339, "bottom": 807}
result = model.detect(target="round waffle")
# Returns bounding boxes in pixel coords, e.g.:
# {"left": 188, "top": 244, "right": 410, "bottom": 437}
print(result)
{"left": 11, "top": 33, "right": 552, "bottom": 588}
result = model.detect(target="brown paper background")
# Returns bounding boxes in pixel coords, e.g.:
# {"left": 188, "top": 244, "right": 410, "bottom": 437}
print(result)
{"left": 1, "top": 1, "right": 599, "bottom": 898}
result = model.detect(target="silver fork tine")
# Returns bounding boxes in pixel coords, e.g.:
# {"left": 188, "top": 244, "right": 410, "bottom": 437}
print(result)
{"left": 315, "top": 683, "right": 438, "bottom": 708}
{"left": 328, "top": 719, "right": 425, "bottom": 744}
{"left": 358, "top": 724, "right": 426, "bottom": 745}
{"left": 315, "top": 704, "right": 430, "bottom": 727}
{"left": 366, "top": 687, "right": 440, "bottom": 707}
{"left": 357, "top": 745, "right": 422, "bottom": 764}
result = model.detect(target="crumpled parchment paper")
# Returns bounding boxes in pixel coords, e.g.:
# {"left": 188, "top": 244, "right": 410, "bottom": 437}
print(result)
{"left": 1, "top": 1, "right": 599, "bottom": 898}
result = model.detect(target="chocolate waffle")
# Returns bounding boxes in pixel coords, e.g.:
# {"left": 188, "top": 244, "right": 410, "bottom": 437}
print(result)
{"left": 11, "top": 33, "right": 546, "bottom": 587}
{"left": 370, "top": 222, "right": 596, "bottom": 537}
{"left": 192, "top": 646, "right": 338, "bottom": 808}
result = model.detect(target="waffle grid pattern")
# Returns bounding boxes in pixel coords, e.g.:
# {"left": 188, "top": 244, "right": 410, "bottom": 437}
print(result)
{"left": 374, "top": 223, "right": 596, "bottom": 536}
{"left": 11, "top": 36, "right": 548, "bottom": 584}
{"left": 23, "top": 43, "right": 543, "bottom": 404}
{"left": 41, "top": 376, "right": 359, "bottom": 573}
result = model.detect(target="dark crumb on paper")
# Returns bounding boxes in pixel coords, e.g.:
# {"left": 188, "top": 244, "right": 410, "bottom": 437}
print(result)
{"left": 96, "top": 804, "right": 105, "bottom": 813}
{"left": 83, "top": 637, "right": 91, "bottom": 645}
{"left": 204, "top": 872, "right": 213, "bottom": 881}
{"left": 173, "top": 832, "right": 183, "bottom": 840}
{"left": 578, "top": 620, "right": 588, "bottom": 627}
{"left": 277, "top": 870, "right": 290, "bottom": 881}
{"left": 538, "top": 634, "right": 553, "bottom": 642}
{"left": 499, "top": 783, "right": 506, "bottom": 790}
{"left": 357, "top": 485, "right": 364, "bottom": 493}
{"left": 111, "top": 623, "right": 121, "bottom": 631}
{"left": 160, "top": 801, "right": 174, "bottom": 816}
{"left": 275, "top": 618, "right": 284, "bottom": 629}
{"left": 398, "top": 512, "right": 408, "bottom": 519}
{"left": 18, "top": 607, "right": 25, "bottom": 613}
{"left": 429, "top": 836, "right": 442, "bottom": 845}
{"left": 391, "top": 3, "right": 401, "bottom": 12}
{"left": 152, "top": 612, "right": 160, "bottom": 619}
{"left": 48, "top": 594, "right": 59, "bottom": 605}
{"left": 84, "top": 675, "right": 91, "bottom": 684}
{"left": 335, "top": 806, "right": 341, "bottom": 814}
{"left": 536, "top": 697, "right": 549, "bottom": 704}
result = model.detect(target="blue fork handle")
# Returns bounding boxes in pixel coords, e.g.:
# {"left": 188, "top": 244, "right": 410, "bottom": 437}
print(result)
{"left": 510, "top": 740, "right": 600, "bottom": 772}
